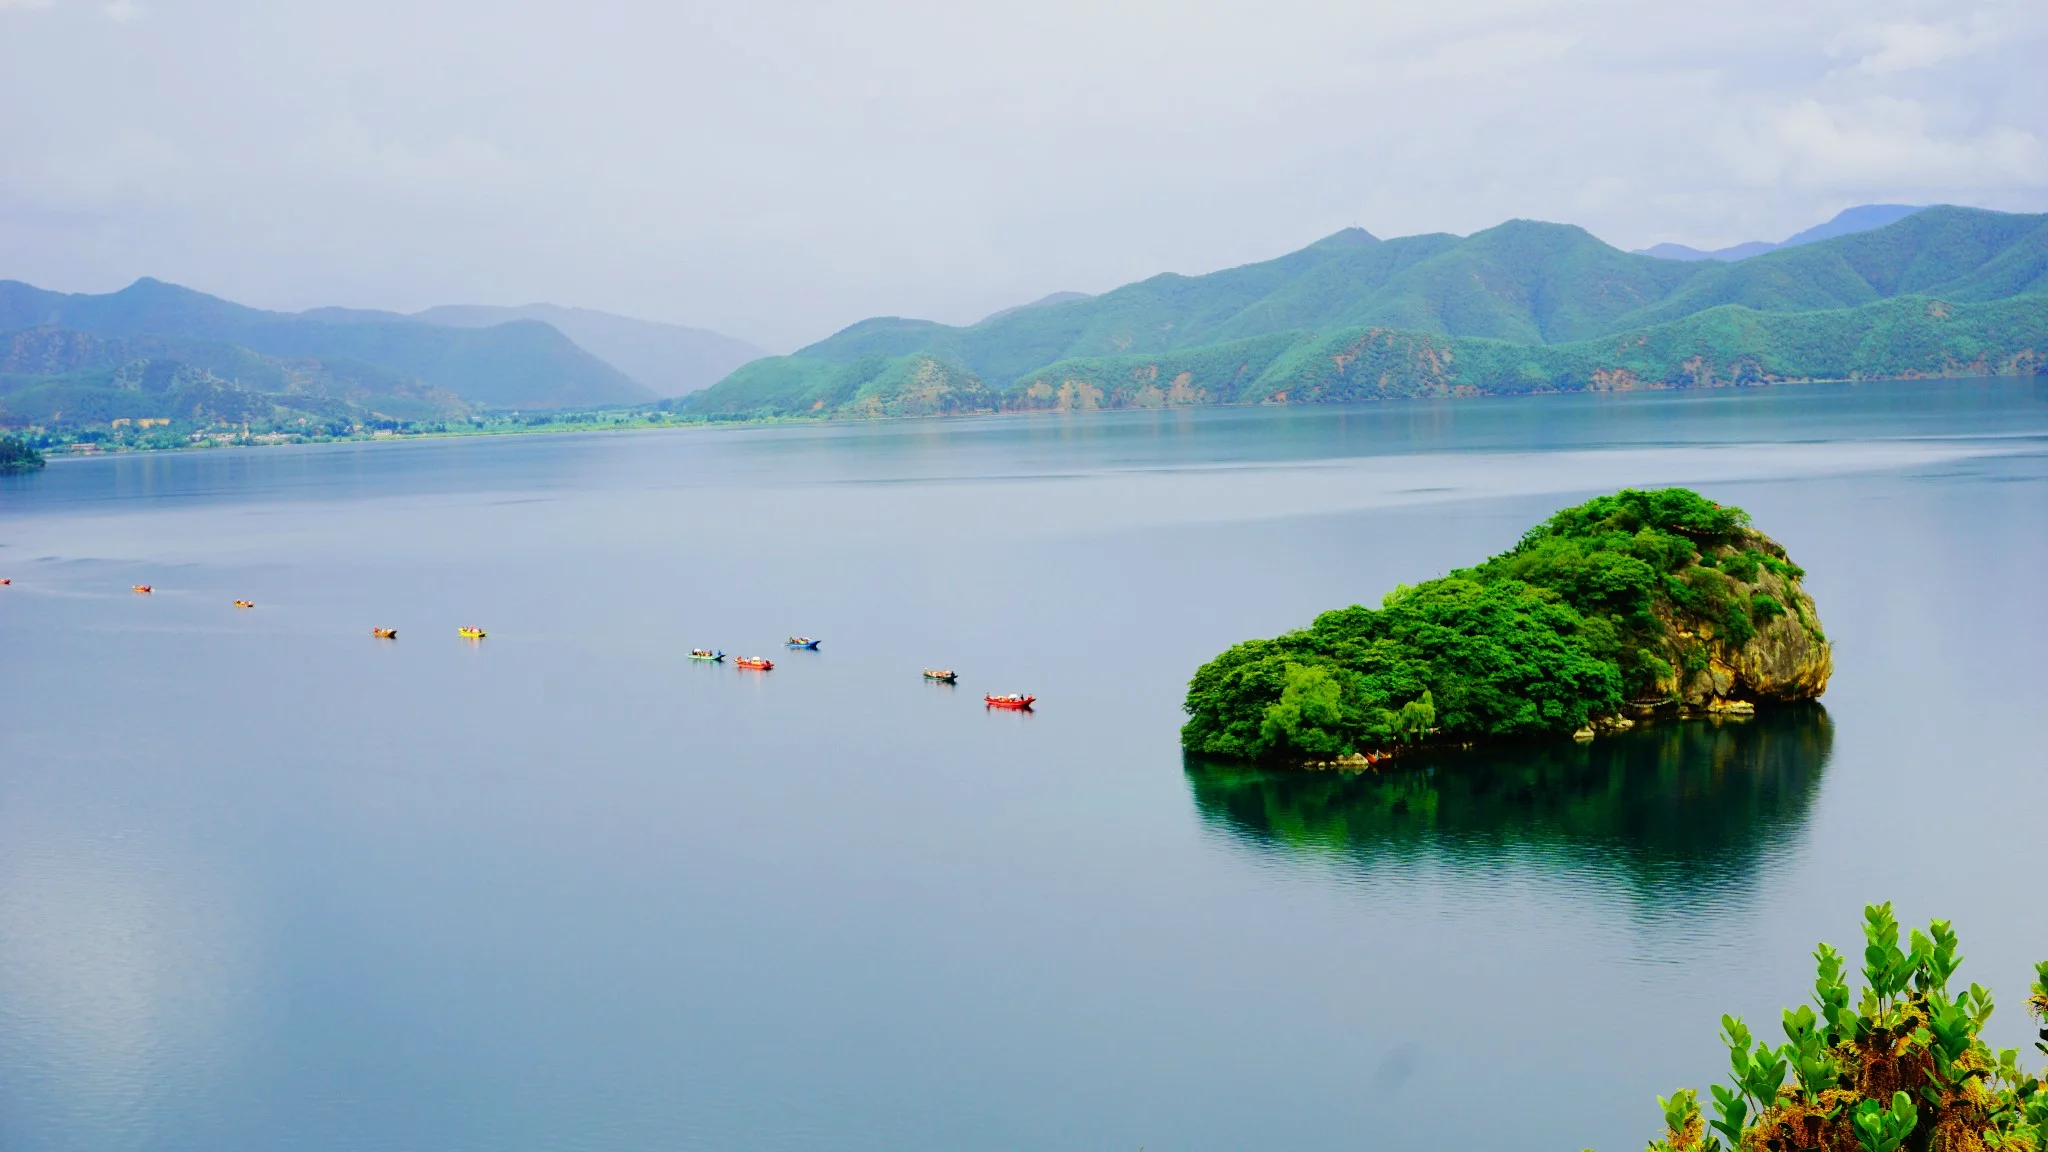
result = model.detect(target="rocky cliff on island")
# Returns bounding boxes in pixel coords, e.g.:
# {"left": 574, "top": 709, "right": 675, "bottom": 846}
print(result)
{"left": 1180, "top": 488, "right": 1831, "bottom": 765}
{"left": 1648, "top": 523, "right": 1832, "bottom": 710}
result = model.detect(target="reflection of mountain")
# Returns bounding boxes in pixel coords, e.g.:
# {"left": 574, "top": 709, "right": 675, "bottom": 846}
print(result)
{"left": 1186, "top": 706, "right": 1831, "bottom": 900}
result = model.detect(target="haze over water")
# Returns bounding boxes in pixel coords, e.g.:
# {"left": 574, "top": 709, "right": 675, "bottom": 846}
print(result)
{"left": 3, "top": 379, "right": 2045, "bottom": 1151}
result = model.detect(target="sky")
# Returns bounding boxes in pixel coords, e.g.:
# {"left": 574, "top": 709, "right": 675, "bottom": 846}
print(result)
{"left": 1, "top": 0, "right": 2044, "bottom": 351}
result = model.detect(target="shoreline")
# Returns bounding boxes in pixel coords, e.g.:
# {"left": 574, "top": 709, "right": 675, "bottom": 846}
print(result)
{"left": 1234, "top": 698, "right": 1819, "bottom": 774}
{"left": 10, "top": 369, "right": 2037, "bottom": 462}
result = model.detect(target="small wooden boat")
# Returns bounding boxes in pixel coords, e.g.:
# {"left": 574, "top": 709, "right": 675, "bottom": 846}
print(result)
{"left": 688, "top": 649, "right": 725, "bottom": 662}
{"left": 457, "top": 627, "right": 487, "bottom": 640}
{"left": 984, "top": 693, "right": 1034, "bottom": 710}
{"left": 132, "top": 584, "right": 152, "bottom": 594}
{"left": 923, "top": 669, "right": 958, "bottom": 683}
{"left": 233, "top": 600, "right": 255, "bottom": 609}
{"left": 372, "top": 628, "right": 399, "bottom": 639}
{"left": 735, "top": 656, "right": 774, "bottom": 670}
{"left": 785, "top": 636, "right": 820, "bottom": 650}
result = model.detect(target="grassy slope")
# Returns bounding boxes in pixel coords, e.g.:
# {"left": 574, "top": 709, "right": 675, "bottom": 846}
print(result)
{"left": 683, "top": 206, "right": 2048, "bottom": 420}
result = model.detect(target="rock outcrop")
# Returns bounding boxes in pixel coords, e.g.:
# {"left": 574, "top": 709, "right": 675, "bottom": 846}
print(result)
{"left": 1651, "top": 527, "right": 1832, "bottom": 708}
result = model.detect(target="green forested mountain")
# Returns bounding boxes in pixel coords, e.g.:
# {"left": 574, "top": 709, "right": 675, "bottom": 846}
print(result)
{"left": 0, "top": 278, "right": 651, "bottom": 409}
{"left": 0, "top": 326, "right": 470, "bottom": 431}
{"left": 679, "top": 205, "right": 2048, "bottom": 420}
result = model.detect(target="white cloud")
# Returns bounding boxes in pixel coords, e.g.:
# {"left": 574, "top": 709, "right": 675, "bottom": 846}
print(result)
{"left": 0, "top": 0, "right": 2042, "bottom": 346}
{"left": 1834, "top": 20, "right": 1984, "bottom": 75}
{"left": 0, "top": 0, "right": 145, "bottom": 19}
{"left": 1728, "top": 96, "right": 2047, "bottom": 190}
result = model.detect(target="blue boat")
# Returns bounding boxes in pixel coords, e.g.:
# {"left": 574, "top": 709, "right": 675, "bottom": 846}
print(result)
{"left": 785, "top": 636, "right": 820, "bottom": 650}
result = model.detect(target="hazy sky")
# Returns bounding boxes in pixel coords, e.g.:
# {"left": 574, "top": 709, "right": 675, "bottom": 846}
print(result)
{"left": 2, "top": 0, "right": 2044, "bottom": 350}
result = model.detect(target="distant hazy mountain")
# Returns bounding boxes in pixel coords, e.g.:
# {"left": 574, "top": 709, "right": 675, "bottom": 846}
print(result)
{"left": 303, "top": 302, "right": 765, "bottom": 397}
{"left": 414, "top": 304, "right": 764, "bottom": 397}
{"left": 0, "top": 278, "right": 650, "bottom": 408}
{"left": 677, "top": 205, "right": 2048, "bottom": 420}
{"left": 1634, "top": 204, "right": 1922, "bottom": 262}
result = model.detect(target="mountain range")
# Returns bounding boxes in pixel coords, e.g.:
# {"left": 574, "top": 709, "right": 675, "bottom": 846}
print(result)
{"left": 9, "top": 203, "right": 2044, "bottom": 437}
{"left": 675, "top": 205, "right": 2048, "bottom": 421}
{"left": 1633, "top": 204, "right": 1923, "bottom": 262}
{"left": 0, "top": 278, "right": 766, "bottom": 432}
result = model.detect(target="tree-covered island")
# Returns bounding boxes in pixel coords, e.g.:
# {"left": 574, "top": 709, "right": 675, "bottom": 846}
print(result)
{"left": 0, "top": 433, "right": 45, "bottom": 473}
{"left": 1181, "top": 488, "right": 1832, "bottom": 765}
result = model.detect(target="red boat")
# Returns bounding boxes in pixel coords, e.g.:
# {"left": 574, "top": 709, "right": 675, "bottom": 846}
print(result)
{"left": 984, "top": 693, "right": 1034, "bottom": 710}
{"left": 735, "top": 656, "right": 774, "bottom": 670}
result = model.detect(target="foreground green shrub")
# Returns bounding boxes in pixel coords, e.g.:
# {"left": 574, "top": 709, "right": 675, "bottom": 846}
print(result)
{"left": 1646, "top": 904, "right": 2048, "bottom": 1152}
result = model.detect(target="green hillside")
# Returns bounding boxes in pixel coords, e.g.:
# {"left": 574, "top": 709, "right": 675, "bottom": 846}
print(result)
{"left": 0, "top": 327, "right": 470, "bottom": 434}
{"left": 679, "top": 206, "right": 2048, "bottom": 421}
{"left": 0, "top": 278, "right": 652, "bottom": 408}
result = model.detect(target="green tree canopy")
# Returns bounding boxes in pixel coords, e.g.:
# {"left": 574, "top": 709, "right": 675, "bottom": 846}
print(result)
{"left": 1182, "top": 488, "right": 1825, "bottom": 760}
{"left": 0, "top": 434, "right": 46, "bottom": 473}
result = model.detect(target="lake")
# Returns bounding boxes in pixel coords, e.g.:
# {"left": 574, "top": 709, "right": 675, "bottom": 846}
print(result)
{"left": 3, "top": 379, "right": 2045, "bottom": 1151}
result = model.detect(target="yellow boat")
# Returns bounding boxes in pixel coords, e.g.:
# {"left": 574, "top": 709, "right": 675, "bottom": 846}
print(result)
{"left": 458, "top": 627, "right": 487, "bottom": 640}
{"left": 234, "top": 600, "right": 255, "bottom": 608}
{"left": 372, "top": 628, "right": 398, "bottom": 639}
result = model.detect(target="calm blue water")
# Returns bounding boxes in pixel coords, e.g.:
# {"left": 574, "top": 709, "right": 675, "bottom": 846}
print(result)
{"left": 3, "top": 380, "right": 2046, "bottom": 1151}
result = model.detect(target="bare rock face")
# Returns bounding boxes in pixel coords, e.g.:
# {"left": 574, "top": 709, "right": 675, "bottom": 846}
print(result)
{"left": 1653, "top": 528, "right": 1832, "bottom": 707}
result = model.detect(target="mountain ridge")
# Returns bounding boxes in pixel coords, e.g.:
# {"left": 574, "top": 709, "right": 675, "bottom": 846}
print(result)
{"left": 302, "top": 301, "right": 766, "bottom": 397}
{"left": 1632, "top": 204, "right": 1922, "bottom": 262}
{"left": 677, "top": 205, "right": 2048, "bottom": 421}
{"left": 0, "top": 278, "right": 652, "bottom": 408}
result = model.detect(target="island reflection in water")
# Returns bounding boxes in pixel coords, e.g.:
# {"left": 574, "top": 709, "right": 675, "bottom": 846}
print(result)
{"left": 1185, "top": 706, "right": 1832, "bottom": 903}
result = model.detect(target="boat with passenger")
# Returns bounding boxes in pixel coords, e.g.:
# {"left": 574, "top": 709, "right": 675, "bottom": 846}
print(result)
{"left": 735, "top": 655, "right": 774, "bottom": 670}
{"left": 923, "top": 668, "right": 958, "bottom": 683}
{"left": 458, "top": 627, "right": 487, "bottom": 640}
{"left": 984, "top": 693, "right": 1034, "bottom": 710}
{"left": 234, "top": 600, "right": 255, "bottom": 609}
{"left": 132, "top": 584, "right": 152, "bottom": 594}
{"left": 786, "top": 636, "right": 820, "bottom": 650}
{"left": 689, "top": 649, "right": 725, "bottom": 662}
{"left": 372, "top": 628, "right": 398, "bottom": 639}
